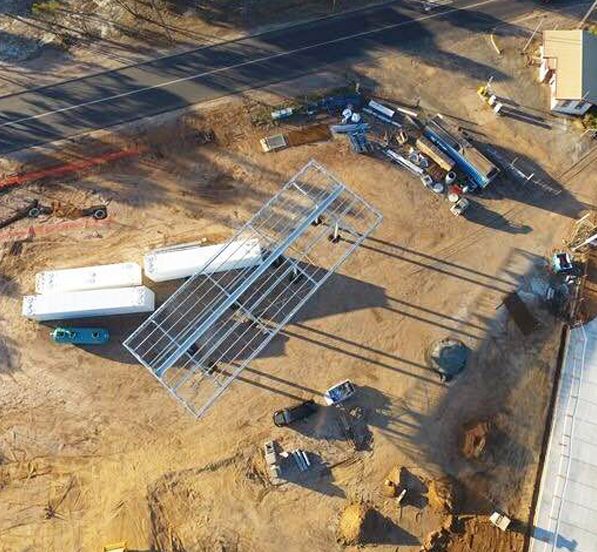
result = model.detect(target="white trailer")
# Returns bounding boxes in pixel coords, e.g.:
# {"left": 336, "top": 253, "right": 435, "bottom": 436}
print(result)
{"left": 35, "top": 262, "right": 142, "bottom": 295}
{"left": 22, "top": 286, "right": 155, "bottom": 321}
{"left": 144, "top": 238, "right": 262, "bottom": 283}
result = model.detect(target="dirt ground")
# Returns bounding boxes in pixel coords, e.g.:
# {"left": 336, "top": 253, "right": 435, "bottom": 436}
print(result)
{"left": 0, "top": 4, "right": 596, "bottom": 552}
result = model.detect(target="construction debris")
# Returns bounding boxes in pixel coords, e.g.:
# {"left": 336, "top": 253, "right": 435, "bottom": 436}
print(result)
{"left": 426, "top": 476, "right": 462, "bottom": 515}
{"left": 420, "top": 527, "right": 452, "bottom": 552}
{"left": 460, "top": 419, "right": 493, "bottom": 460}
{"left": 566, "top": 212, "right": 597, "bottom": 252}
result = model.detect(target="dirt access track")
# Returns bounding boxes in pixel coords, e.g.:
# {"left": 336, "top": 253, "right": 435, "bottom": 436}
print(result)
{"left": 0, "top": 3, "right": 596, "bottom": 552}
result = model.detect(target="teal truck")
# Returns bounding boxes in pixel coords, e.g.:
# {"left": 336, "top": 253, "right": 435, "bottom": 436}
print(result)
{"left": 51, "top": 327, "right": 110, "bottom": 345}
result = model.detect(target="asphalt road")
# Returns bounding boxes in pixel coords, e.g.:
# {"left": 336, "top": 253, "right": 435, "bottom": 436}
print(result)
{"left": 0, "top": 0, "right": 536, "bottom": 154}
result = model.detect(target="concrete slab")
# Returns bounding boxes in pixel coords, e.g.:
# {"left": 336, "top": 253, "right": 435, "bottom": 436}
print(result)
{"left": 530, "top": 318, "right": 597, "bottom": 552}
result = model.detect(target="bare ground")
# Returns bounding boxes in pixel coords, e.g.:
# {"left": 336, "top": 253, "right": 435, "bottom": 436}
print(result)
{"left": 0, "top": 5, "right": 596, "bottom": 552}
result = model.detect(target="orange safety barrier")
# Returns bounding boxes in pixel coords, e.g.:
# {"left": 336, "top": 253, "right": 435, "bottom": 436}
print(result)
{"left": 0, "top": 147, "right": 142, "bottom": 190}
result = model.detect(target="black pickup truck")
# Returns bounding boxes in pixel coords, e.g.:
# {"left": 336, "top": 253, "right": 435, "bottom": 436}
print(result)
{"left": 273, "top": 399, "right": 317, "bottom": 427}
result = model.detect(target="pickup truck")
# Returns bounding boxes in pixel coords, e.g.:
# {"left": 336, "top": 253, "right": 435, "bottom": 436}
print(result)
{"left": 273, "top": 399, "right": 317, "bottom": 427}
{"left": 323, "top": 380, "right": 356, "bottom": 405}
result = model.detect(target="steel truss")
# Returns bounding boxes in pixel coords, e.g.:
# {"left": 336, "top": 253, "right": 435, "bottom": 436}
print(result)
{"left": 124, "top": 160, "right": 382, "bottom": 418}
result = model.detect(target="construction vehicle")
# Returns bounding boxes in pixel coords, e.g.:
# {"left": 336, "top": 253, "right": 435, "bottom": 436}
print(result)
{"left": 273, "top": 399, "right": 317, "bottom": 427}
{"left": 50, "top": 327, "right": 110, "bottom": 345}
{"left": 324, "top": 380, "right": 356, "bottom": 405}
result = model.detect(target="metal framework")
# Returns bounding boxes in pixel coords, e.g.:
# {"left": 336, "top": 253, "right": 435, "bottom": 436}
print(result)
{"left": 124, "top": 160, "right": 382, "bottom": 418}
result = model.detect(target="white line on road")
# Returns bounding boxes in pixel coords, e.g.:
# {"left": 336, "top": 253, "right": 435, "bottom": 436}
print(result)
{"left": 0, "top": 0, "right": 498, "bottom": 130}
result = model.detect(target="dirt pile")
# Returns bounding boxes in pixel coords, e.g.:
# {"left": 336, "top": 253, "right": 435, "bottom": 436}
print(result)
{"left": 337, "top": 502, "right": 369, "bottom": 545}
{"left": 459, "top": 419, "right": 494, "bottom": 460}
{"left": 427, "top": 477, "right": 462, "bottom": 515}
{"left": 420, "top": 527, "right": 451, "bottom": 552}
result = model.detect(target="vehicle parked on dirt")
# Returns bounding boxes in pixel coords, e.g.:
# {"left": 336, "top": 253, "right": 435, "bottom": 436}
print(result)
{"left": 273, "top": 399, "right": 317, "bottom": 427}
{"left": 323, "top": 379, "right": 356, "bottom": 405}
{"left": 51, "top": 327, "right": 110, "bottom": 345}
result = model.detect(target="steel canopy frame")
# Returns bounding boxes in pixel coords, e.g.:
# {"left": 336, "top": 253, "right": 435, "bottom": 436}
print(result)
{"left": 124, "top": 160, "right": 382, "bottom": 418}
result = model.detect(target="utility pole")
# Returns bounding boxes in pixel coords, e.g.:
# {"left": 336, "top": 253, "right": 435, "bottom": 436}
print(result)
{"left": 522, "top": 17, "right": 545, "bottom": 54}
{"left": 578, "top": 0, "right": 597, "bottom": 28}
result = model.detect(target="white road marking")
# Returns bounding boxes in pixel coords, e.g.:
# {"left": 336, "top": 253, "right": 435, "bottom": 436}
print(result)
{"left": 1, "top": 0, "right": 498, "bottom": 129}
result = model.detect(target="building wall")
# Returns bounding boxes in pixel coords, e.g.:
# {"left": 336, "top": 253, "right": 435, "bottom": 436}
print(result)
{"left": 538, "top": 46, "right": 552, "bottom": 82}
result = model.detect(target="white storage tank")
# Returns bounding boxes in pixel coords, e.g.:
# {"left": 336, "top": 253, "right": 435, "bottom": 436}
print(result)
{"left": 22, "top": 286, "right": 155, "bottom": 321}
{"left": 35, "top": 262, "right": 142, "bottom": 295}
{"left": 144, "top": 238, "right": 262, "bottom": 283}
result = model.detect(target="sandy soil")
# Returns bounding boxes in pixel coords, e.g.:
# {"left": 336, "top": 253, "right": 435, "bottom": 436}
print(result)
{"left": 0, "top": 5, "right": 595, "bottom": 552}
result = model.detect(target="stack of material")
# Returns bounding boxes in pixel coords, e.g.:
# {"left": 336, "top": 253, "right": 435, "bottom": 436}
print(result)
{"left": 330, "top": 122, "right": 370, "bottom": 134}
{"left": 22, "top": 262, "right": 154, "bottom": 321}
{"left": 331, "top": 122, "right": 370, "bottom": 154}
{"left": 383, "top": 148, "right": 424, "bottom": 176}
{"left": 363, "top": 100, "right": 402, "bottom": 127}
{"left": 416, "top": 136, "right": 455, "bottom": 171}
{"left": 291, "top": 449, "right": 311, "bottom": 472}
{"left": 348, "top": 132, "right": 370, "bottom": 153}
{"left": 23, "top": 286, "right": 154, "bottom": 321}
{"left": 144, "top": 238, "right": 263, "bottom": 282}
{"left": 35, "top": 262, "right": 141, "bottom": 294}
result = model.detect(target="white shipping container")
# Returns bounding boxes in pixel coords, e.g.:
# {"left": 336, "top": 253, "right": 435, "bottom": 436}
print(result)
{"left": 22, "top": 286, "right": 155, "bottom": 321}
{"left": 144, "top": 238, "right": 263, "bottom": 283}
{"left": 35, "top": 262, "right": 142, "bottom": 294}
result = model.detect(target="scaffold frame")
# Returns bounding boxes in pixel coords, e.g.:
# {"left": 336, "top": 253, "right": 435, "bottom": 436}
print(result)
{"left": 124, "top": 160, "right": 382, "bottom": 418}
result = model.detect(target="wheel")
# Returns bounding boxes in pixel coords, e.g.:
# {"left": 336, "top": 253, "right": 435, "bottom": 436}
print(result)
{"left": 27, "top": 207, "right": 41, "bottom": 218}
{"left": 92, "top": 208, "right": 107, "bottom": 220}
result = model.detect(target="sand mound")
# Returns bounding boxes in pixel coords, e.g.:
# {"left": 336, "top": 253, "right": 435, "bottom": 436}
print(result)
{"left": 427, "top": 476, "right": 461, "bottom": 514}
{"left": 460, "top": 419, "right": 493, "bottom": 460}
{"left": 420, "top": 527, "right": 451, "bottom": 552}
{"left": 337, "top": 502, "right": 371, "bottom": 545}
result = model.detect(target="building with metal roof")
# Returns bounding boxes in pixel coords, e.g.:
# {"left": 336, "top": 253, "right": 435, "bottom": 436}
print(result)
{"left": 539, "top": 30, "right": 597, "bottom": 116}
